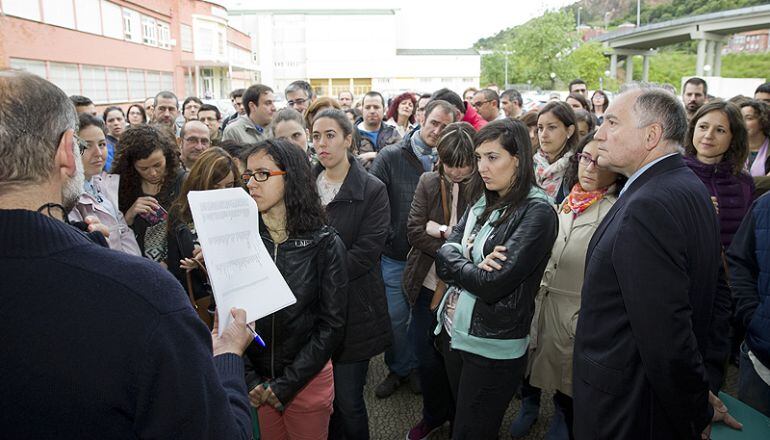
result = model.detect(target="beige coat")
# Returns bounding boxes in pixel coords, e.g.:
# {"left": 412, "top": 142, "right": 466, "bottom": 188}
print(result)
{"left": 529, "top": 195, "right": 616, "bottom": 396}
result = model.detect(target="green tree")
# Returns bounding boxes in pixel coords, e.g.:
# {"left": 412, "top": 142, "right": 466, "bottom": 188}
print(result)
{"left": 564, "top": 41, "right": 609, "bottom": 90}
{"left": 508, "top": 11, "right": 577, "bottom": 88}
{"left": 480, "top": 51, "right": 507, "bottom": 88}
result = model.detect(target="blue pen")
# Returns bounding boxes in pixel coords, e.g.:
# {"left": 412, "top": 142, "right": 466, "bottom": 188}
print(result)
{"left": 247, "top": 324, "right": 267, "bottom": 347}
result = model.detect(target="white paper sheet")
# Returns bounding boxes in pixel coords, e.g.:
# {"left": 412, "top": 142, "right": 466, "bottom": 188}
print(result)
{"left": 188, "top": 188, "right": 296, "bottom": 333}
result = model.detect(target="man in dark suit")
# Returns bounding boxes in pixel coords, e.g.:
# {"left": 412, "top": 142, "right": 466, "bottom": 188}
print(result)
{"left": 573, "top": 85, "right": 740, "bottom": 439}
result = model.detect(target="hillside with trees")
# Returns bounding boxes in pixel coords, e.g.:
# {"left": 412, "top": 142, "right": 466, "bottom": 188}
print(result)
{"left": 475, "top": 0, "right": 770, "bottom": 91}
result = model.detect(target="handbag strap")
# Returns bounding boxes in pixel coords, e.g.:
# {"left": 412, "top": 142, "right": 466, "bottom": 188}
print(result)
{"left": 184, "top": 258, "right": 208, "bottom": 310}
{"left": 185, "top": 271, "right": 199, "bottom": 310}
{"left": 440, "top": 177, "right": 451, "bottom": 224}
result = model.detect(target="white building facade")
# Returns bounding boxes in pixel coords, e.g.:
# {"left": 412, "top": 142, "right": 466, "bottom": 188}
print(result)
{"left": 225, "top": 5, "right": 480, "bottom": 99}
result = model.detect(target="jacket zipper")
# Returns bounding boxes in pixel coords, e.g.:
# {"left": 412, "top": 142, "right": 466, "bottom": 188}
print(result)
{"left": 271, "top": 241, "right": 278, "bottom": 379}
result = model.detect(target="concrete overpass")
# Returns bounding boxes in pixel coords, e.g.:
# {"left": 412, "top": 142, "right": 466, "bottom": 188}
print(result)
{"left": 595, "top": 4, "right": 770, "bottom": 82}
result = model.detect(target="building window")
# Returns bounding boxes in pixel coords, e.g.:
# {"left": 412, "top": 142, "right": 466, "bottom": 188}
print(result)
{"left": 142, "top": 16, "right": 158, "bottom": 46}
{"left": 181, "top": 25, "right": 193, "bottom": 52}
{"left": 9, "top": 58, "right": 47, "bottom": 79}
{"left": 107, "top": 68, "right": 129, "bottom": 102}
{"left": 101, "top": 1, "right": 123, "bottom": 40}
{"left": 2, "top": 0, "right": 42, "bottom": 21}
{"left": 42, "top": 0, "right": 75, "bottom": 29}
{"left": 123, "top": 8, "right": 141, "bottom": 42}
{"left": 128, "top": 69, "right": 146, "bottom": 100}
{"left": 146, "top": 71, "right": 162, "bottom": 96}
{"left": 75, "top": 0, "right": 102, "bottom": 35}
{"left": 196, "top": 26, "right": 215, "bottom": 57}
{"left": 157, "top": 22, "right": 171, "bottom": 49}
{"left": 48, "top": 62, "right": 81, "bottom": 96}
{"left": 160, "top": 72, "right": 173, "bottom": 92}
{"left": 81, "top": 65, "right": 108, "bottom": 103}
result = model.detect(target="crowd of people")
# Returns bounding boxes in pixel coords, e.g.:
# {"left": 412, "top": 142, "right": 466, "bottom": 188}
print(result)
{"left": 2, "top": 67, "right": 770, "bottom": 440}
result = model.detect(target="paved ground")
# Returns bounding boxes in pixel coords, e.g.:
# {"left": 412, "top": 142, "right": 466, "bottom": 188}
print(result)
{"left": 363, "top": 353, "right": 740, "bottom": 440}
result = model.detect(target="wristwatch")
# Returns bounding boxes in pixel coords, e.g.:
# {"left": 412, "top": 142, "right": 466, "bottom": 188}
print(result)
{"left": 439, "top": 225, "right": 448, "bottom": 239}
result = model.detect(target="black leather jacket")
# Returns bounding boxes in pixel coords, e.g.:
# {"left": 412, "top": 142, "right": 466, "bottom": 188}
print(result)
{"left": 245, "top": 223, "right": 348, "bottom": 404}
{"left": 436, "top": 196, "right": 557, "bottom": 340}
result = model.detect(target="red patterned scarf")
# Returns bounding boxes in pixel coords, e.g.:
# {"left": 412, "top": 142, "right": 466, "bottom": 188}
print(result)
{"left": 563, "top": 183, "right": 607, "bottom": 217}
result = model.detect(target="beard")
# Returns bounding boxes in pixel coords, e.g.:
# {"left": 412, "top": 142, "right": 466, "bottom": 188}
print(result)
{"left": 61, "top": 144, "right": 85, "bottom": 213}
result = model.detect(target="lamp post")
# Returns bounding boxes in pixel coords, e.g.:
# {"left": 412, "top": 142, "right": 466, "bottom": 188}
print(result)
{"left": 577, "top": 6, "right": 582, "bottom": 30}
{"left": 637, "top": 0, "right": 641, "bottom": 27}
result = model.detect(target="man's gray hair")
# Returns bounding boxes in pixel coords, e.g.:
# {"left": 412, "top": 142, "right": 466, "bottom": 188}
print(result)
{"left": 154, "top": 90, "right": 178, "bottom": 107}
{"left": 479, "top": 88, "right": 500, "bottom": 105}
{"left": 284, "top": 80, "right": 314, "bottom": 99}
{"left": 621, "top": 82, "right": 687, "bottom": 147}
{"left": 0, "top": 70, "right": 78, "bottom": 194}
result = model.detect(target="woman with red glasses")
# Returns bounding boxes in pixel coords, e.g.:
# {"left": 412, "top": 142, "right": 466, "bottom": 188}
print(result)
{"left": 242, "top": 139, "right": 348, "bottom": 440}
{"left": 510, "top": 131, "right": 626, "bottom": 439}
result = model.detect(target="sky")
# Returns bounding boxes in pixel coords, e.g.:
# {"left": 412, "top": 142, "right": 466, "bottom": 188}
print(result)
{"left": 220, "top": 0, "right": 577, "bottom": 49}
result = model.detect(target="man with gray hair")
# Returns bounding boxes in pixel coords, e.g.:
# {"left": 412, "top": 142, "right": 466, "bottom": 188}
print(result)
{"left": 285, "top": 80, "right": 315, "bottom": 115}
{"left": 338, "top": 90, "right": 354, "bottom": 110}
{"left": 153, "top": 90, "right": 180, "bottom": 128}
{"left": 0, "top": 70, "right": 254, "bottom": 438}
{"left": 179, "top": 120, "right": 212, "bottom": 170}
{"left": 500, "top": 89, "right": 523, "bottom": 119}
{"left": 573, "top": 84, "right": 740, "bottom": 439}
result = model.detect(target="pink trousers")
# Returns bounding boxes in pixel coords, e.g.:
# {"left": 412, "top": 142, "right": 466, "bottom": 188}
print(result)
{"left": 257, "top": 361, "right": 334, "bottom": 440}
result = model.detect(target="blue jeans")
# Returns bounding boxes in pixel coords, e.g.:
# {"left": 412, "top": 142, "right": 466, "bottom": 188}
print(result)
{"left": 412, "top": 286, "right": 453, "bottom": 426}
{"left": 381, "top": 255, "right": 417, "bottom": 377}
{"left": 329, "top": 359, "right": 371, "bottom": 439}
{"left": 739, "top": 341, "right": 770, "bottom": 417}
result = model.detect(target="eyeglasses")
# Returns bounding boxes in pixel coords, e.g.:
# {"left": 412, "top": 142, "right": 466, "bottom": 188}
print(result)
{"left": 183, "top": 136, "right": 211, "bottom": 146}
{"left": 471, "top": 100, "right": 493, "bottom": 109}
{"left": 576, "top": 152, "right": 599, "bottom": 168}
{"left": 287, "top": 98, "right": 307, "bottom": 107}
{"left": 241, "top": 169, "right": 287, "bottom": 184}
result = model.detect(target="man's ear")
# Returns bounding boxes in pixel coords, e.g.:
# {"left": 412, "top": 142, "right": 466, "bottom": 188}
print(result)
{"left": 54, "top": 129, "right": 77, "bottom": 179}
{"left": 645, "top": 123, "right": 664, "bottom": 151}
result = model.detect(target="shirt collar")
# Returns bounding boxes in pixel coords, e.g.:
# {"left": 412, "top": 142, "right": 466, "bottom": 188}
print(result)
{"left": 619, "top": 152, "right": 678, "bottom": 197}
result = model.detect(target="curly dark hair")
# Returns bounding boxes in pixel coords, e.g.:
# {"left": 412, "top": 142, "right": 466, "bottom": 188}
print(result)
{"left": 739, "top": 99, "right": 770, "bottom": 138}
{"left": 563, "top": 130, "right": 626, "bottom": 197}
{"left": 242, "top": 138, "right": 326, "bottom": 236}
{"left": 111, "top": 124, "right": 182, "bottom": 214}
{"left": 385, "top": 92, "right": 417, "bottom": 124}
{"left": 684, "top": 101, "right": 749, "bottom": 176}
